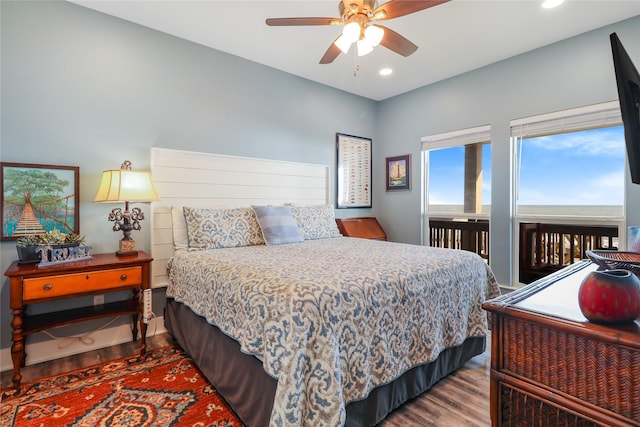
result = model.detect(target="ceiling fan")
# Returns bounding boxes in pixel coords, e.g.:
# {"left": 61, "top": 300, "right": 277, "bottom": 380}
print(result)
{"left": 266, "top": 0, "right": 449, "bottom": 64}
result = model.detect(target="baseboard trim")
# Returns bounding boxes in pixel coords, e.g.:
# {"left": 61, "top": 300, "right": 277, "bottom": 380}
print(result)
{"left": 0, "top": 316, "right": 166, "bottom": 373}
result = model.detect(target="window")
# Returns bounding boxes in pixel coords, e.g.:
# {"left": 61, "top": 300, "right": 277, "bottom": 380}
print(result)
{"left": 421, "top": 125, "right": 491, "bottom": 260}
{"left": 512, "top": 101, "right": 623, "bottom": 284}
{"left": 513, "top": 102, "right": 624, "bottom": 218}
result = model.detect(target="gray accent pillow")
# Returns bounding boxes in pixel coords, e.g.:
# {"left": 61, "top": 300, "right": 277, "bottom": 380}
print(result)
{"left": 252, "top": 205, "right": 304, "bottom": 245}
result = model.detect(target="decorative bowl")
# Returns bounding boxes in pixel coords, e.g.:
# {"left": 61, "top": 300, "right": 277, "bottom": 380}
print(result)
{"left": 586, "top": 250, "right": 640, "bottom": 277}
{"left": 578, "top": 268, "right": 640, "bottom": 323}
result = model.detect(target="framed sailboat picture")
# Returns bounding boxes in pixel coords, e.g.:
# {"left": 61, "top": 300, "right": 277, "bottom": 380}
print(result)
{"left": 386, "top": 154, "right": 411, "bottom": 191}
{"left": 1, "top": 162, "right": 79, "bottom": 240}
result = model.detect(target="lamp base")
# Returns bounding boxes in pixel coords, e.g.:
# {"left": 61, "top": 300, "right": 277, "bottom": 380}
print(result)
{"left": 117, "top": 237, "right": 137, "bottom": 257}
{"left": 116, "top": 249, "right": 139, "bottom": 257}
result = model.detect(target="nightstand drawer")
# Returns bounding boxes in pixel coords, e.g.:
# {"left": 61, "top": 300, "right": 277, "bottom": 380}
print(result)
{"left": 23, "top": 266, "right": 142, "bottom": 301}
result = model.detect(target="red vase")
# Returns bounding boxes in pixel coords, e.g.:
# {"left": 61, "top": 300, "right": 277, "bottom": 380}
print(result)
{"left": 578, "top": 269, "right": 640, "bottom": 324}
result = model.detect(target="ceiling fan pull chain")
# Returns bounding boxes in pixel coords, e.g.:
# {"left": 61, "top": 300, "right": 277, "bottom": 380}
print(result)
{"left": 353, "top": 48, "right": 359, "bottom": 77}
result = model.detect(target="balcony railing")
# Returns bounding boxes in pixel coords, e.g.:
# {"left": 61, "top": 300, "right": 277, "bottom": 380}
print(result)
{"left": 429, "top": 219, "right": 489, "bottom": 261}
{"left": 519, "top": 222, "right": 618, "bottom": 284}
{"left": 429, "top": 219, "right": 619, "bottom": 285}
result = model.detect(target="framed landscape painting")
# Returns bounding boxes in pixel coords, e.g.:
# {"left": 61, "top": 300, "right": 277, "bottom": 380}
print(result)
{"left": 1, "top": 162, "right": 79, "bottom": 240}
{"left": 386, "top": 154, "right": 411, "bottom": 191}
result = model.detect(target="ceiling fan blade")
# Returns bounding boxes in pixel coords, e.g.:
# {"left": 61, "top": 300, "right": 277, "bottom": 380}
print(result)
{"left": 378, "top": 25, "right": 418, "bottom": 57}
{"left": 266, "top": 17, "right": 338, "bottom": 26}
{"left": 320, "top": 38, "right": 342, "bottom": 64}
{"left": 373, "top": 0, "right": 449, "bottom": 20}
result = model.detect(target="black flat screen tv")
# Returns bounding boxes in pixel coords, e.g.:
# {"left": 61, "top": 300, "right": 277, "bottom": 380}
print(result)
{"left": 610, "top": 32, "right": 640, "bottom": 185}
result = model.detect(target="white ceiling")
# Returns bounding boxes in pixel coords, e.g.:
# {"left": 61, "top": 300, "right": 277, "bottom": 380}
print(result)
{"left": 71, "top": 0, "right": 640, "bottom": 101}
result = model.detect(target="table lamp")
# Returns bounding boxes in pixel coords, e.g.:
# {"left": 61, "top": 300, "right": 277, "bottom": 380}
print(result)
{"left": 94, "top": 160, "right": 159, "bottom": 256}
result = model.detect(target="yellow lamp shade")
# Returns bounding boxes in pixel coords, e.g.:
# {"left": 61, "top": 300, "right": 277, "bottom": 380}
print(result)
{"left": 94, "top": 169, "right": 159, "bottom": 203}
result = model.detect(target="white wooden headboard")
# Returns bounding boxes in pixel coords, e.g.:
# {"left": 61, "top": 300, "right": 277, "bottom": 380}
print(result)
{"left": 150, "top": 147, "right": 330, "bottom": 288}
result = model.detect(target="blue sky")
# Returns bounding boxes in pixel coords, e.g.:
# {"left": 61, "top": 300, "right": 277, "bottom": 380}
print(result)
{"left": 518, "top": 126, "right": 625, "bottom": 206}
{"left": 428, "top": 144, "right": 492, "bottom": 206}
{"left": 428, "top": 125, "right": 625, "bottom": 207}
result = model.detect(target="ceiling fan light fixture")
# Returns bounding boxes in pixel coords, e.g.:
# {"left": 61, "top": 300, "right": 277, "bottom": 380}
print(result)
{"left": 357, "top": 38, "right": 374, "bottom": 56}
{"left": 267, "top": 0, "right": 448, "bottom": 65}
{"left": 334, "top": 34, "right": 352, "bottom": 54}
{"left": 342, "top": 21, "right": 361, "bottom": 43}
{"left": 364, "top": 25, "right": 384, "bottom": 47}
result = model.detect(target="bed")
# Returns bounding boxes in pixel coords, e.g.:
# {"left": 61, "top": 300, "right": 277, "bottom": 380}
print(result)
{"left": 150, "top": 148, "right": 500, "bottom": 427}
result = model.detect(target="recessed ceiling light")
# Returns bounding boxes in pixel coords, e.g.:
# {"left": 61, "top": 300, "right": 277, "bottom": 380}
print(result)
{"left": 379, "top": 68, "right": 393, "bottom": 76}
{"left": 542, "top": 0, "right": 564, "bottom": 9}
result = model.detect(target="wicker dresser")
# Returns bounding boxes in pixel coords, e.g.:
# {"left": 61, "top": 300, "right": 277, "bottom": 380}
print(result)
{"left": 482, "top": 261, "right": 640, "bottom": 427}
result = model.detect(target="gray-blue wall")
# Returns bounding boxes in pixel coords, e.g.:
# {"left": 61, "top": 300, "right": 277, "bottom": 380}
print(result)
{"left": 1, "top": 0, "right": 638, "bottom": 359}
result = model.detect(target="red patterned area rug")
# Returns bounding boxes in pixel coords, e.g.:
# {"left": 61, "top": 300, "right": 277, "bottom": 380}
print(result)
{"left": 0, "top": 345, "right": 243, "bottom": 426}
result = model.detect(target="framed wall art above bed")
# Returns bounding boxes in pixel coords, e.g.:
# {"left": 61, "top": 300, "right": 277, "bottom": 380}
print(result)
{"left": 336, "top": 133, "right": 372, "bottom": 208}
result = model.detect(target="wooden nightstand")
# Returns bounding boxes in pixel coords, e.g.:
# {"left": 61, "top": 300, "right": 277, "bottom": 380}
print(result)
{"left": 4, "top": 251, "right": 153, "bottom": 387}
{"left": 336, "top": 217, "right": 387, "bottom": 241}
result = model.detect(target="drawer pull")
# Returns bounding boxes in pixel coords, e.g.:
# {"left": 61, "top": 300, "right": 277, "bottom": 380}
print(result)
{"left": 120, "top": 274, "right": 127, "bottom": 281}
{"left": 43, "top": 284, "right": 52, "bottom": 291}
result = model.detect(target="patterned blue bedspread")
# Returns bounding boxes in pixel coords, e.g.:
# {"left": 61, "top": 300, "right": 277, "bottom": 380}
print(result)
{"left": 167, "top": 237, "right": 500, "bottom": 426}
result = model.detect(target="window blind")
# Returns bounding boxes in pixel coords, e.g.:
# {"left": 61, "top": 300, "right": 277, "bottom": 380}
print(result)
{"left": 421, "top": 124, "right": 491, "bottom": 151}
{"left": 510, "top": 101, "right": 621, "bottom": 138}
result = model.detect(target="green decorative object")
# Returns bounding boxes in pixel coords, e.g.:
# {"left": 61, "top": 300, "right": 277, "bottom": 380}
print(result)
{"left": 16, "top": 230, "right": 85, "bottom": 264}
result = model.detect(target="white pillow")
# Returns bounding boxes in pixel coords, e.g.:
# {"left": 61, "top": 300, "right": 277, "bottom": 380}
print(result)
{"left": 171, "top": 205, "right": 189, "bottom": 250}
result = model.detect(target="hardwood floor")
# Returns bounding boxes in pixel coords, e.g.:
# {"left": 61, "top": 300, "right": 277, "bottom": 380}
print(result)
{"left": 1, "top": 333, "right": 492, "bottom": 426}
{"left": 0, "top": 333, "right": 174, "bottom": 389}
{"left": 382, "top": 344, "right": 491, "bottom": 427}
